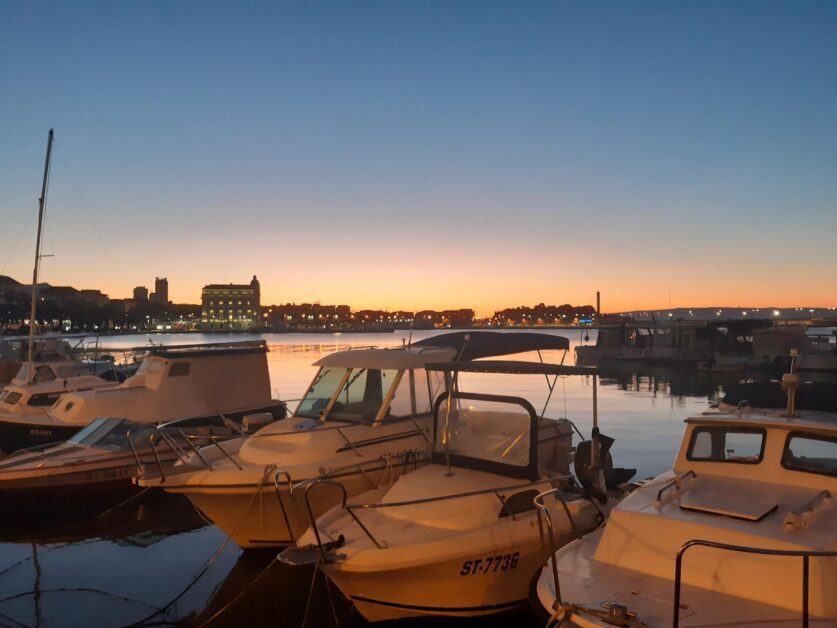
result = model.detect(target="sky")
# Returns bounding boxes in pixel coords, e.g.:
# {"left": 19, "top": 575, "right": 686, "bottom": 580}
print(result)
{"left": 1, "top": 1, "right": 835, "bottom": 315}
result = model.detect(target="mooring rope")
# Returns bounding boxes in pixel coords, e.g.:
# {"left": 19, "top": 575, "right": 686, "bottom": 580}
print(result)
{"left": 197, "top": 558, "right": 277, "bottom": 627}
{"left": 125, "top": 468, "right": 276, "bottom": 627}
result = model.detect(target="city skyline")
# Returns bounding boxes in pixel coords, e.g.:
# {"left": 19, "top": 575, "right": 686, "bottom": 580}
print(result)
{"left": 2, "top": 271, "right": 834, "bottom": 324}
{"left": 2, "top": 3, "right": 836, "bottom": 312}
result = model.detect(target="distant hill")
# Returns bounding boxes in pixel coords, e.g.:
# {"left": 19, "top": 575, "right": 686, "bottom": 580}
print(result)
{"left": 0, "top": 276, "right": 23, "bottom": 289}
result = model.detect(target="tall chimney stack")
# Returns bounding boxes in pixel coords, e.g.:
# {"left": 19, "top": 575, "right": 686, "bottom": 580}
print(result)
{"left": 596, "top": 291, "right": 601, "bottom": 315}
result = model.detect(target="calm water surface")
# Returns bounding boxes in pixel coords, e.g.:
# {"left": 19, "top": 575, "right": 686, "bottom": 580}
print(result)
{"left": 0, "top": 330, "right": 784, "bottom": 627}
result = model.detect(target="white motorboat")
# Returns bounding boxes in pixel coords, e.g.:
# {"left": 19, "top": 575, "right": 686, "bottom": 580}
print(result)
{"left": 280, "top": 359, "right": 634, "bottom": 622}
{"left": 531, "top": 376, "right": 837, "bottom": 627}
{"left": 0, "top": 415, "right": 253, "bottom": 528}
{"left": 137, "top": 331, "right": 572, "bottom": 549}
{"left": 0, "top": 336, "right": 80, "bottom": 384}
{"left": 0, "top": 360, "right": 127, "bottom": 454}
{"left": 0, "top": 340, "right": 285, "bottom": 454}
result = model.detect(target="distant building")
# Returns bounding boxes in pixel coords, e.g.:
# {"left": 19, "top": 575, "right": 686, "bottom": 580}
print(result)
{"left": 133, "top": 286, "right": 149, "bottom": 302}
{"left": 264, "top": 303, "right": 351, "bottom": 329}
{"left": 152, "top": 277, "right": 169, "bottom": 305}
{"left": 201, "top": 275, "right": 261, "bottom": 330}
{"left": 40, "top": 286, "right": 79, "bottom": 306}
{"left": 415, "top": 309, "right": 475, "bottom": 328}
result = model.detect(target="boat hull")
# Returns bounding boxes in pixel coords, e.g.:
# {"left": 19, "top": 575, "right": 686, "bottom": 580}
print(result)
{"left": 176, "top": 462, "right": 407, "bottom": 548}
{"left": 328, "top": 539, "right": 549, "bottom": 622}
{"left": 0, "top": 421, "right": 79, "bottom": 456}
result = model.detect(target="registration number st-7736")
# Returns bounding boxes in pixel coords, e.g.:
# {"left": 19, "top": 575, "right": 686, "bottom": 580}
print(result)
{"left": 459, "top": 552, "right": 519, "bottom": 576}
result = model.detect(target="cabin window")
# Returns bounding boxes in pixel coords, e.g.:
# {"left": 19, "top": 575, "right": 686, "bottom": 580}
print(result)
{"left": 687, "top": 426, "right": 765, "bottom": 464}
{"left": 329, "top": 369, "right": 399, "bottom": 425}
{"left": 782, "top": 432, "right": 837, "bottom": 477}
{"left": 427, "top": 370, "right": 446, "bottom": 410}
{"left": 2, "top": 392, "right": 21, "bottom": 405}
{"left": 27, "top": 393, "right": 60, "bottom": 407}
{"left": 33, "top": 366, "right": 56, "bottom": 383}
{"left": 296, "top": 367, "right": 347, "bottom": 419}
{"left": 386, "top": 369, "right": 439, "bottom": 419}
{"left": 169, "top": 362, "right": 191, "bottom": 377}
{"left": 436, "top": 396, "right": 532, "bottom": 469}
{"left": 387, "top": 370, "right": 416, "bottom": 418}
{"left": 64, "top": 401, "right": 75, "bottom": 411}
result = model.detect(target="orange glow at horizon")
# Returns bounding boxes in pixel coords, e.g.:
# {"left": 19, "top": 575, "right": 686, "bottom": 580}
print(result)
{"left": 4, "top": 209, "right": 835, "bottom": 316}
{"left": 20, "top": 249, "right": 834, "bottom": 316}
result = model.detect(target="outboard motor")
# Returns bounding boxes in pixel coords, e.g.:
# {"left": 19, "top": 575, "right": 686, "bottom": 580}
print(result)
{"left": 575, "top": 433, "right": 635, "bottom": 503}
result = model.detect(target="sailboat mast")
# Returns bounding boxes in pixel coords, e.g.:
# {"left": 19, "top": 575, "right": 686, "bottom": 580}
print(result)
{"left": 27, "top": 129, "right": 55, "bottom": 373}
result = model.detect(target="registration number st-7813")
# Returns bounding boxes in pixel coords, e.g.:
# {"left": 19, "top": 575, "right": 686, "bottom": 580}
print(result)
{"left": 459, "top": 552, "right": 519, "bottom": 576}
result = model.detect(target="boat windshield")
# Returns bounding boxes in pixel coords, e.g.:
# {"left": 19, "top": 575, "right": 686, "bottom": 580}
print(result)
{"left": 296, "top": 367, "right": 349, "bottom": 419}
{"left": 68, "top": 418, "right": 155, "bottom": 450}
{"left": 435, "top": 394, "right": 534, "bottom": 477}
{"left": 328, "top": 368, "right": 400, "bottom": 424}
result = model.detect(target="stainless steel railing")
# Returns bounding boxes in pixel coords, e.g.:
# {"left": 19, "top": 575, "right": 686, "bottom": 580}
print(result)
{"left": 532, "top": 486, "right": 588, "bottom": 608}
{"left": 673, "top": 539, "right": 837, "bottom": 628}
{"left": 303, "top": 469, "right": 571, "bottom": 556}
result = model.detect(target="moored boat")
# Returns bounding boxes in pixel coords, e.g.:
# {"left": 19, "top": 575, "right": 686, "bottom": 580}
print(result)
{"left": 281, "top": 359, "right": 634, "bottom": 622}
{"left": 531, "top": 376, "right": 837, "bottom": 627}
{"left": 0, "top": 340, "right": 284, "bottom": 454}
{"left": 137, "top": 331, "right": 572, "bottom": 549}
{"left": 0, "top": 416, "right": 251, "bottom": 528}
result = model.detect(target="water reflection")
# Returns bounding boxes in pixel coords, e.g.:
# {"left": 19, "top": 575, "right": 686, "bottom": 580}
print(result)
{"left": 0, "top": 492, "right": 239, "bottom": 627}
{"left": 0, "top": 331, "right": 828, "bottom": 626}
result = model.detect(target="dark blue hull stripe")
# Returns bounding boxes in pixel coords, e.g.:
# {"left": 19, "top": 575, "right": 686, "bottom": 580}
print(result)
{"left": 350, "top": 595, "right": 527, "bottom": 614}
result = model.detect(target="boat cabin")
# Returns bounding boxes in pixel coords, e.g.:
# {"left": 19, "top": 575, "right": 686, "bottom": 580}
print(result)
{"left": 578, "top": 320, "right": 770, "bottom": 364}
{"left": 591, "top": 406, "right": 836, "bottom": 618}
{"left": 47, "top": 341, "right": 276, "bottom": 427}
{"left": 295, "top": 347, "right": 455, "bottom": 426}
{"left": 11, "top": 360, "right": 97, "bottom": 386}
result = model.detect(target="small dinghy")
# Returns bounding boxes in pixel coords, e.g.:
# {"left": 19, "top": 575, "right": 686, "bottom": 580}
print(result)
{"left": 281, "top": 359, "right": 634, "bottom": 622}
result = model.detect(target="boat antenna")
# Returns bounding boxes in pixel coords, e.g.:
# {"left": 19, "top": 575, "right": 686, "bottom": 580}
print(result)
{"left": 27, "top": 129, "right": 54, "bottom": 382}
{"left": 590, "top": 372, "right": 599, "bottom": 470}
{"left": 407, "top": 314, "right": 414, "bottom": 348}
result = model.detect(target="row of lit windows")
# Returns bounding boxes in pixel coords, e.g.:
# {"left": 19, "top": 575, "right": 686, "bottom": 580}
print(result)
{"left": 204, "top": 309, "right": 253, "bottom": 314}
{"left": 202, "top": 315, "right": 256, "bottom": 321}
{"left": 202, "top": 290, "right": 255, "bottom": 297}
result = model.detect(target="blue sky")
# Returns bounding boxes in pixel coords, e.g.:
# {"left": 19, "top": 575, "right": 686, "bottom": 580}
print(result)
{"left": 1, "top": 1, "right": 835, "bottom": 311}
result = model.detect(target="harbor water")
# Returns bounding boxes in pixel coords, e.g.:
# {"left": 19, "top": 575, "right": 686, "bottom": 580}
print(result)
{"left": 0, "top": 330, "right": 817, "bottom": 627}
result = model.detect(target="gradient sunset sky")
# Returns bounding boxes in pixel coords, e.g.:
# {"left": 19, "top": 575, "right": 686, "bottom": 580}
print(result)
{"left": 1, "top": 2, "right": 835, "bottom": 315}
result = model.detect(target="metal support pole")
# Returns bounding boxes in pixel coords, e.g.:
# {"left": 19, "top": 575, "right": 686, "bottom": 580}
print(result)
{"left": 27, "top": 129, "right": 54, "bottom": 376}
{"left": 802, "top": 554, "right": 809, "bottom": 628}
